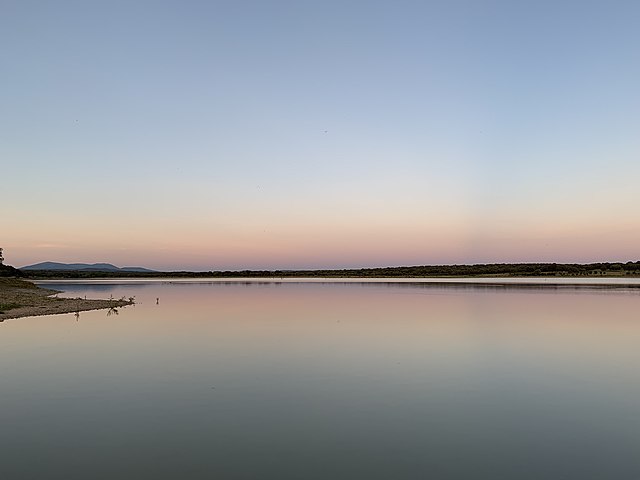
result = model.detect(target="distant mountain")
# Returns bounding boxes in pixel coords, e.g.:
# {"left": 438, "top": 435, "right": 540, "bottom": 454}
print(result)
{"left": 20, "top": 262, "right": 156, "bottom": 273}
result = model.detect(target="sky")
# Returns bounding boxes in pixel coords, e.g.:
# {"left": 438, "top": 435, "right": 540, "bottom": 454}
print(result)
{"left": 2, "top": 0, "right": 639, "bottom": 271}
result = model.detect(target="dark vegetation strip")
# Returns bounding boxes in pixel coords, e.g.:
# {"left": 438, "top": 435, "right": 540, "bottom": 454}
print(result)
{"left": 17, "top": 261, "right": 640, "bottom": 279}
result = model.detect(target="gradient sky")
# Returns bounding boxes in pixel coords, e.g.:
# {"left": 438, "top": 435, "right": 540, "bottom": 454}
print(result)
{"left": 2, "top": 0, "right": 639, "bottom": 270}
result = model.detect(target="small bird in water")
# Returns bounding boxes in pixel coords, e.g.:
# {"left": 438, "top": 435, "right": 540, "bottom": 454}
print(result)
{"left": 156, "top": 297, "right": 159, "bottom": 305}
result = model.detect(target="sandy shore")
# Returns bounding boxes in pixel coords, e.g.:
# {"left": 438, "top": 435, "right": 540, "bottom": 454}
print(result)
{"left": 0, "top": 278, "right": 133, "bottom": 321}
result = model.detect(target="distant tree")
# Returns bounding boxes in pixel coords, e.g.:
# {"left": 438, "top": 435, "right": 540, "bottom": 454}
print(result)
{"left": 0, "top": 247, "right": 22, "bottom": 277}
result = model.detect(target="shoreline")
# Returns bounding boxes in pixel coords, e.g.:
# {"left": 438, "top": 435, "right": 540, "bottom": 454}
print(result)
{"left": 34, "top": 276, "right": 640, "bottom": 287}
{"left": 0, "top": 278, "right": 133, "bottom": 321}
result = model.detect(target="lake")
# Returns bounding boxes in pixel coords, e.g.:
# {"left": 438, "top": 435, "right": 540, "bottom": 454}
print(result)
{"left": 2, "top": 279, "right": 640, "bottom": 479}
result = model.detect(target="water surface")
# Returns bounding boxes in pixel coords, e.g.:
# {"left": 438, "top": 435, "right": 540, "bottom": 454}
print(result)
{"left": 2, "top": 280, "right": 640, "bottom": 479}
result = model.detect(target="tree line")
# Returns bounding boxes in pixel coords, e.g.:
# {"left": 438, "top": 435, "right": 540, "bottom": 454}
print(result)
{"left": 19, "top": 261, "right": 640, "bottom": 279}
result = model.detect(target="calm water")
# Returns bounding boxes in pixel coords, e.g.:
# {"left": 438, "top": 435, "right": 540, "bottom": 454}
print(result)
{"left": 2, "top": 280, "right": 640, "bottom": 479}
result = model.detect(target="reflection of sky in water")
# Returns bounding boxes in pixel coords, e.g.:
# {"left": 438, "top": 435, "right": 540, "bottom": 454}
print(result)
{"left": 1, "top": 282, "right": 640, "bottom": 479}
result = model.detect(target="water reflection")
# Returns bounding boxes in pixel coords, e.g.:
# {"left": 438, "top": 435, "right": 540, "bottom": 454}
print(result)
{"left": 1, "top": 281, "right": 640, "bottom": 479}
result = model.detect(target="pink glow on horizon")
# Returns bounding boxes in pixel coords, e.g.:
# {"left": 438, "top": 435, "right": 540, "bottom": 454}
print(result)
{"left": 5, "top": 220, "right": 639, "bottom": 271}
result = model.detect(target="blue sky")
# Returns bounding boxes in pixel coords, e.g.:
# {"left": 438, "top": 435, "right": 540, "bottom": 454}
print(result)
{"left": 2, "top": 0, "right": 639, "bottom": 270}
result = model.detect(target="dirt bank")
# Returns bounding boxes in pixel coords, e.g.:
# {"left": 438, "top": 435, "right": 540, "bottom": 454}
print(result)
{"left": 0, "top": 278, "right": 133, "bottom": 321}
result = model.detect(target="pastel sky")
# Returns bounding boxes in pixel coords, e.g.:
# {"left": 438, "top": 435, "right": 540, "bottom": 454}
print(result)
{"left": 2, "top": 0, "right": 639, "bottom": 270}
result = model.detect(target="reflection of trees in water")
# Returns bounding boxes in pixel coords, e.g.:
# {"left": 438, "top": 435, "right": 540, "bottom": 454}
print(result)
{"left": 42, "top": 284, "right": 150, "bottom": 295}
{"left": 44, "top": 284, "right": 120, "bottom": 294}
{"left": 297, "top": 281, "right": 640, "bottom": 295}
{"left": 107, "top": 307, "right": 119, "bottom": 316}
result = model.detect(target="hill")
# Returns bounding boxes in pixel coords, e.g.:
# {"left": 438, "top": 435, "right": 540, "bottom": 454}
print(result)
{"left": 20, "top": 262, "right": 155, "bottom": 273}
